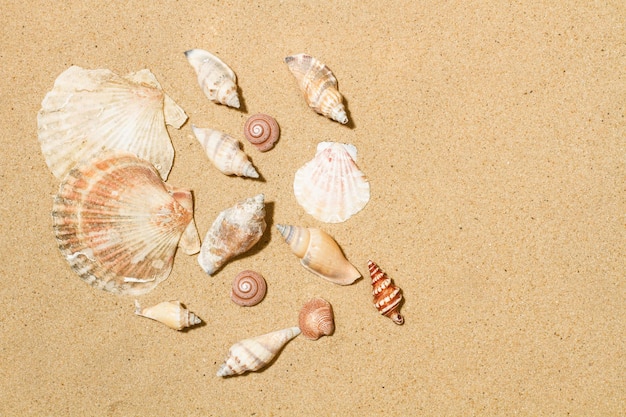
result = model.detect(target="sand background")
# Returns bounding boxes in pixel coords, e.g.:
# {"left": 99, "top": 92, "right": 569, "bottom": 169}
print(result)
{"left": 1, "top": 1, "right": 624, "bottom": 415}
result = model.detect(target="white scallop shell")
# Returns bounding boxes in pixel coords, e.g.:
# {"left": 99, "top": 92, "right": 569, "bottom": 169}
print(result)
{"left": 293, "top": 142, "right": 370, "bottom": 223}
{"left": 185, "top": 48, "right": 240, "bottom": 108}
{"left": 191, "top": 125, "right": 259, "bottom": 178}
{"left": 37, "top": 66, "right": 187, "bottom": 181}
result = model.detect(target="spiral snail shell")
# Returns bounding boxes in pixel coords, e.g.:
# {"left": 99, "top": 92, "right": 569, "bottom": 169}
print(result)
{"left": 231, "top": 270, "right": 267, "bottom": 306}
{"left": 298, "top": 297, "right": 335, "bottom": 340}
{"left": 368, "top": 260, "right": 404, "bottom": 325}
{"left": 243, "top": 114, "right": 280, "bottom": 152}
{"left": 134, "top": 300, "right": 202, "bottom": 331}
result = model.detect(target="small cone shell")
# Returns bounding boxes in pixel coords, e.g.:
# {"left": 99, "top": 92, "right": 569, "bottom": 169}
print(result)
{"left": 217, "top": 327, "right": 301, "bottom": 377}
{"left": 165, "top": 185, "right": 201, "bottom": 255}
{"left": 298, "top": 298, "right": 335, "bottom": 340}
{"left": 192, "top": 125, "right": 259, "bottom": 178}
{"left": 276, "top": 225, "right": 360, "bottom": 285}
{"left": 185, "top": 48, "right": 240, "bottom": 108}
{"left": 134, "top": 300, "right": 202, "bottom": 330}
{"left": 198, "top": 194, "right": 266, "bottom": 275}
{"left": 368, "top": 260, "right": 404, "bottom": 325}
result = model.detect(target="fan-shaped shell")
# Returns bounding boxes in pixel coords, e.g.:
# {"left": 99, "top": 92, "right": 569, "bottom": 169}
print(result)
{"left": 52, "top": 151, "right": 193, "bottom": 295}
{"left": 191, "top": 125, "right": 259, "bottom": 178}
{"left": 298, "top": 298, "right": 335, "bottom": 340}
{"left": 294, "top": 142, "right": 370, "bottom": 223}
{"left": 243, "top": 114, "right": 280, "bottom": 152}
{"left": 185, "top": 48, "right": 240, "bottom": 108}
{"left": 231, "top": 270, "right": 267, "bottom": 306}
{"left": 38, "top": 66, "right": 187, "bottom": 181}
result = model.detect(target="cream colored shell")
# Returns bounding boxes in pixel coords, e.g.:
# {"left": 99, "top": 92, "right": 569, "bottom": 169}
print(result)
{"left": 185, "top": 48, "right": 240, "bottom": 108}
{"left": 191, "top": 125, "right": 259, "bottom": 178}
{"left": 134, "top": 300, "right": 202, "bottom": 330}
{"left": 165, "top": 185, "right": 201, "bottom": 255}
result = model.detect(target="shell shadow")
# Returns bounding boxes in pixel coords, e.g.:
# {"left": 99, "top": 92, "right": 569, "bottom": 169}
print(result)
{"left": 342, "top": 96, "right": 355, "bottom": 129}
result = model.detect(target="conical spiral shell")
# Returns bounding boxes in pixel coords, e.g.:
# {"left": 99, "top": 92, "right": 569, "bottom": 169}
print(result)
{"left": 243, "top": 114, "right": 280, "bottom": 152}
{"left": 134, "top": 300, "right": 202, "bottom": 330}
{"left": 217, "top": 327, "right": 301, "bottom": 377}
{"left": 298, "top": 298, "right": 335, "bottom": 340}
{"left": 52, "top": 151, "right": 193, "bottom": 295}
{"left": 198, "top": 194, "right": 266, "bottom": 275}
{"left": 231, "top": 270, "right": 267, "bottom": 307}
{"left": 192, "top": 125, "right": 259, "bottom": 178}
{"left": 368, "top": 260, "right": 404, "bottom": 325}
{"left": 276, "top": 225, "right": 360, "bottom": 285}
{"left": 185, "top": 48, "right": 240, "bottom": 108}
{"left": 284, "top": 53, "right": 348, "bottom": 124}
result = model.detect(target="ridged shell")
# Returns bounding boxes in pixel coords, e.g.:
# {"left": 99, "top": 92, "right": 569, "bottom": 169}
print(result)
{"left": 192, "top": 125, "right": 259, "bottom": 178}
{"left": 243, "top": 114, "right": 280, "bottom": 152}
{"left": 185, "top": 48, "right": 240, "bottom": 108}
{"left": 38, "top": 66, "right": 187, "bottom": 181}
{"left": 368, "top": 260, "right": 404, "bottom": 325}
{"left": 231, "top": 270, "right": 267, "bottom": 306}
{"left": 198, "top": 194, "right": 266, "bottom": 275}
{"left": 284, "top": 53, "right": 348, "bottom": 124}
{"left": 134, "top": 300, "right": 202, "bottom": 330}
{"left": 294, "top": 142, "right": 370, "bottom": 223}
{"left": 298, "top": 298, "right": 335, "bottom": 340}
{"left": 217, "top": 327, "right": 301, "bottom": 377}
{"left": 165, "top": 185, "right": 201, "bottom": 255}
{"left": 52, "top": 151, "right": 193, "bottom": 295}
{"left": 275, "top": 224, "right": 360, "bottom": 285}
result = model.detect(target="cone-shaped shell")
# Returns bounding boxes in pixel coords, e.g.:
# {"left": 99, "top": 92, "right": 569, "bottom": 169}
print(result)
{"left": 198, "top": 194, "right": 266, "bottom": 275}
{"left": 294, "top": 142, "right": 370, "bottom": 223}
{"left": 298, "top": 298, "right": 335, "bottom": 340}
{"left": 217, "top": 327, "right": 301, "bottom": 377}
{"left": 134, "top": 300, "right": 202, "bottom": 330}
{"left": 165, "top": 185, "right": 201, "bottom": 255}
{"left": 368, "top": 260, "right": 404, "bottom": 325}
{"left": 185, "top": 48, "right": 240, "bottom": 108}
{"left": 38, "top": 66, "right": 186, "bottom": 181}
{"left": 52, "top": 151, "right": 193, "bottom": 295}
{"left": 276, "top": 225, "right": 360, "bottom": 285}
{"left": 284, "top": 53, "right": 348, "bottom": 124}
{"left": 192, "top": 125, "right": 259, "bottom": 178}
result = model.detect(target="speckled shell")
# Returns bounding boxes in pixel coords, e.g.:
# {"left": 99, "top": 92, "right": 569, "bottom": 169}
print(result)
{"left": 38, "top": 66, "right": 186, "bottom": 181}
{"left": 191, "top": 125, "right": 259, "bottom": 178}
{"left": 185, "top": 48, "right": 240, "bottom": 108}
{"left": 217, "top": 327, "right": 301, "bottom": 377}
{"left": 243, "top": 114, "right": 280, "bottom": 152}
{"left": 231, "top": 270, "right": 267, "bottom": 306}
{"left": 368, "top": 260, "right": 404, "bottom": 325}
{"left": 198, "top": 194, "right": 266, "bottom": 276}
{"left": 294, "top": 142, "right": 370, "bottom": 223}
{"left": 284, "top": 53, "right": 348, "bottom": 124}
{"left": 298, "top": 298, "right": 335, "bottom": 340}
{"left": 52, "top": 151, "right": 193, "bottom": 295}
{"left": 134, "top": 300, "right": 202, "bottom": 330}
{"left": 165, "top": 185, "right": 201, "bottom": 255}
{"left": 275, "top": 224, "right": 360, "bottom": 285}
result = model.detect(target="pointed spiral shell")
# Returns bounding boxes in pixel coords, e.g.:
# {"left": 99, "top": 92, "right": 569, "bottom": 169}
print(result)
{"left": 134, "top": 300, "right": 202, "bottom": 331}
{"left": 231, "top": 270, "right": 267, "bottom": 306}
{"left": 244, "top": 114, "right": 280, "bottom": 152}
{"left": 298, "top": 298, "right": 335, "bottom": 340}
{"left": 368, "top": 260, "right": 404, "bottom": 325}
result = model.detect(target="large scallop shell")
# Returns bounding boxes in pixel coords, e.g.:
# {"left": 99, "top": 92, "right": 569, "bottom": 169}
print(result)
{"left": 298, "top": 298, "right": 335, "bottom": 340}
{"left": 368, "top": 260, "right": 404, "bottom": 325}
{"left": 284, "top": 53, "right": 348, "bottom": 124}
{"left": 191, "top": 125, "right": 259, "bottom": 178}
{"left": 185, "top": 48, "right": 240, "bottom": 108}
{"left": 52, "top": 151, "right": 193, "bottom": 295}
{"left": 38, "top": 66, "right": 187, "bottom": 181}
{"left": 294, "top": 142, "right": 370, "bottom": 223}
{"left": 134, "top": 300, "right": 202, "bottom": 331}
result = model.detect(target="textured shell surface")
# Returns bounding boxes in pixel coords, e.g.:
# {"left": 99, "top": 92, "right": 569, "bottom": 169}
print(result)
{"left": 275, "top": 224, "right": 360, "bottom": 285}
{"left": 368, "top": 260, "right": 404, "bottom": 325}
{"left": 217, "top": 327, "right": 301, "bottom": 377}
{"left": 243, "top": 114, "right": 280, "bottom": 152}
{"left": 38, "top": 66, "right": 186, "bottom": 181}
{"left": 198, "top": 194, "right": 266, "bottom": 275}
{"left": 294, "top": 141, "right": 370, "bottom": 223}
{"left": 231, "top": 270, "right": 267, "bottom": 306}
{"left": 185, "top": 48, "right": 240, "bottom": 108}
{"left": 284, "top": 53, "right": 348, "bottom": 124}
{"left": 298, "top": 297, "right": 335, "bottom": 340}
{"left": 165, "top": 185, "right": 201, "bottom": 255}
{"left": 52, "top": 151, "right": 193, "bottom": 295}
{"left": 134, "top": 300, "right": 202, "bottom": 330}
{"left": 192, "top": 125, "right": 259, "bottom": 178}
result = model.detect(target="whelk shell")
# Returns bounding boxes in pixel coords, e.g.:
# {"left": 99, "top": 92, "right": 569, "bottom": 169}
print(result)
{"left": 231, "top": 270, "right": 267, "bottom": 307}
{"left": 185, "top": 48, "right": 240, "bottom": 108}
{"left": 217, "top": 326, "right": 301, "bottom": 377}
{"left": 52, "top": 151, "right": 193, "bottom": 295}
{"left": 298, "top": 298, "right": 335, "bottom": 340}
{"left": 134, "top": 300, "right": 202, "bottom": 331}
{"left": 368, "top": 260, "right": 404, "bottom": 325}
{"left": 284, "top": 53, "right": 348, "bottom": 124}
{"left": 243, "top": 113, "right": 280, "bottom": 152}
{"left": 38, "top": 66, "right": 186, "bottom": 181}
{"left": 198, "top": 194, "right": 266, "bottom": 276}
{"left": 192, "top": 125, "right": 259, "bottom": 178}
{"left": 294, "top": 142, "right": 370, "bottom": 223}
{"left": 275, "top": 224, "right": 360, "bottom": 285}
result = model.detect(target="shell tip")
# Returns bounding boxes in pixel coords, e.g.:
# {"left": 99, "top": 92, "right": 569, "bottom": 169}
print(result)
{"left": 391, "top": 312, "right": 405, "bottom": 325}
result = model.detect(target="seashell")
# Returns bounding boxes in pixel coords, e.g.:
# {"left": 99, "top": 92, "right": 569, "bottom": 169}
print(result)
{"left": 184, "top": 48, "right": 240, "bottom": 108}
{"left": 294, "top": 141, "right": 370, "bottom": 223}
{"left": 198, "top": 194, "right": 266, "bottom": 275}
{"left": 275, "top": 224, "right": 360, "bottom": 285}
{"left": 165, "top": 185, "right": 201, "bottom": 255}
{"left": 368, "top": 260, "right": 404, "bottom": 325}
{"left": 284, "top": 53, "right": 348, "bottom": 124}
{"left": 191, "top": 125, "right": 259, "bottom": 178}
{"left": 298, "top": 298, "right": 335, "bottom": 340}
{"left": 52, "top": 150, "right": 193, "bottom": 295}
{"left": 243, "top": 114, "right": 280, "bottom": 152}
{"left": 217, "top": 327, "right": 301, "bottom": 377}
{"left": 231, "top": 270, "right": 267, "bottom": 306}
{"left": 38, "top": 66, "right": 186, "bottom": 181}
{"left": 134, "top": 300, "right": 202, "bottom": 330}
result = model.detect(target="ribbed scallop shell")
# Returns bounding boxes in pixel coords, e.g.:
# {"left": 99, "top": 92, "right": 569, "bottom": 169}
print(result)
{"left": 165, "top": 185, "right": 201, "bottom": 255}
{"left": 52, "top": 151, "right": 193, "bottom": 295}
{"left": 243, "top": 114, "right": 280, "bottom": 152}
{"left": 37, "top": 66, "right": 187, "bottom": 181}
{"left": 294, "top": 142, "right": 370, "bottom": 223}
{"left": 185, "top": 48, "right": 240, "bottom": 108}
{"left": 191, "top": 125, "right": 259, "bottom": 178}
{"left": 217, "top": 327, "right": 301, "bottom": 377}
{"left": 368, "top": 260, "right": 404, "bottom": 325}
{"left": 134, "top": 300, "right": 202, "bottom": 331}
{"left": 231, "top": 270, "right": 267, "bottom": 306}
{"left": 298, "top": 298, "right": 335, "bottom": 340}
{"left": 284, "top": 53, "right": 348, "bottom": 124}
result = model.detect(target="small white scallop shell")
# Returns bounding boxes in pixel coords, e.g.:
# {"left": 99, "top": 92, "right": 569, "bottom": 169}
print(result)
{"left": 185, "top": 48, "right": 240, "bottom": 108}
{"left": 191, "top": 125, "right": 259, "bottom": 178}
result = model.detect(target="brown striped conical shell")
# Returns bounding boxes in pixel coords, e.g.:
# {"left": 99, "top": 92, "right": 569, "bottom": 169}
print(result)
{"left": 231, "top": 270, "right": 267, "bottom": 306}
{"left": 243, "top": 114, "right": 280, "bottom": 152}
{"left": 368, "top": 260, "right": 404, "bottom": 325}
{"left": 298, "top": 298, "right": 335, "bottom": 340}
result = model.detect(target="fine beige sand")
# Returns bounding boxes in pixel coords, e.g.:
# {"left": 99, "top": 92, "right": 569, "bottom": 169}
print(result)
{"left": 1, "top": 1, "right": 624, "bottom": 415}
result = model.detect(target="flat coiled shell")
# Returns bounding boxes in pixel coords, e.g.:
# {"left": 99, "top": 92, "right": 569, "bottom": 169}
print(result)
{"left": 298, "top": 298, "right": 335, "bottom": 340}
{"left": 243, "top": 114, "right": 280, "bottom": 152}
{"left": 185, "top": 48, "right": 240, "bottom": 108}
{"left": 231, "top": 270, "right": 267, "bottom": 306}
{"left": 368, "top": 260, "right": 404, "bottom": 325}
